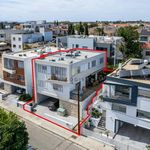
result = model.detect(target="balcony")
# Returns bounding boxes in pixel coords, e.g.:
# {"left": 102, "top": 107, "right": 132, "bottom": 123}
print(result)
{"left": 3, "top": 68, "right": 16, "bottom": 74}
{"left": 70, "top": 81, "right": 101, "bottom": 101}
{"left": 47, "top": 75, "right": 67, "bottom": 82}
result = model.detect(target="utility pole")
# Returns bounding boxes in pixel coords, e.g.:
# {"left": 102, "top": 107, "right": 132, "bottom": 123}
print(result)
{"left": 77, "top": 84, "right": 80, "bottom": 135}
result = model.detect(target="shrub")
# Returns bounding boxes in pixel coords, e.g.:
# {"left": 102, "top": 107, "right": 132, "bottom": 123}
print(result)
{"left": 19, "top": 94, "right": 32, "bottom": 102}
{"left": 91, "top": 108, "right": 102, "bottom": 118}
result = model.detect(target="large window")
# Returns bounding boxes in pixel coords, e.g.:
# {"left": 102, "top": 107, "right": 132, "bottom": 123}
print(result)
{"left": 18, "top": 61, "right": 24, "bottom": 69}
{"left": 100, "top": 57, "right": 104, "bottom": 64}
{"left": 38, "top": 64, "right": 47, "bottom": 73}
{"left": 112, "top": 104, "right": 126, "bottom": 113}
{"left": 51, "top": 66, "right": 67, "bottom": 81}
{"left": 92, "top": 60, "right": 96, "bottom": 67}
{"left": 108, "top": 84, "right": 131, "bottom": 101}
{"left": 137, "top": 110, "right": 150, "bottom": 120}
{"left": 38, "top": 80, "right": 47, "bottom": 88}
{"left": 72, "top": 66, "right": 80, "bottom": 76}
{"left": 4, "top": 58, "right": 14, "bottom": 70}
{"left": 146, "top": 51, "right": 150, "bottom": 56}
{"left": 53, "top": 84, "right": 63, "bottom": 92}
{"left": 140, "top": 36, "right": 148, "bottom": 42}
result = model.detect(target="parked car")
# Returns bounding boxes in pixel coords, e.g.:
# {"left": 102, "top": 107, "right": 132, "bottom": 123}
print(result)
{"left": 48, "top": 98, "right": 59, "bottom": 111}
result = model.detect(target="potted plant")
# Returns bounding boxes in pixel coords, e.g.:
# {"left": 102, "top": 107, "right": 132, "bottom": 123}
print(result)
{"left": 90, "top": 108, "right": 102, "bottom": 127}
{"left": 99, "top": 95, "right": 103, "bottom": 101}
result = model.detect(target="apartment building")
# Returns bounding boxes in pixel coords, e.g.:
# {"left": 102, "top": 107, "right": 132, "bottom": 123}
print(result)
{"left": 99, "top": 58, "right": 150, "bottom": 133}
{"left": 0, "top": 29, "right": 27, "bottom": 43}
{"left": 2, "top": 47, "right": 63, "bottom": 95}
{"left": 33, "top": 49, "right": 106, "bottom": 117}
{"left": 11, "top": 27, "right": 53, "bottom": 52}
{"left": 56, "top": 35, "right": 123, "bottom": 60}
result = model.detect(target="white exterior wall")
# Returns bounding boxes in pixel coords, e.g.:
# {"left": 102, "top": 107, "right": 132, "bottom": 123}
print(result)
{"left": 103, "top": 97, "right": 150, "bottom": 132}
{"left": 34, "top": 52, "right": 105, "bottom": 104}
{"left": 11, "top": 34, "right": 24, "bottom": 52}
{"left": 101, "top": 83, "right": 150, "bottom": 132}
{"left": 105, "top": 104, "right": 150, "bottom": 132}
{"left": 11, "top": 33, "right": 45, "bottom": 52}
{"left": 24, "top": 58, "right": 33, "bottom": 95}
{"left": 67, "top": 37, "right": 94, "bottom": 49}
{"left": 2, "top": 53, "right": 36, "bottom": 95}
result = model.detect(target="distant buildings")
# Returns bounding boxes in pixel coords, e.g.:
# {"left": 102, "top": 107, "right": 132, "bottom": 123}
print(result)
{"left": 11, "top": 27, "right": 53, "bottom": 52}
{"left": 56, "top": 35, "right": 123, "bottom": 61}
{"left": 0, "top": 29, "right": 27, "bottom": 43}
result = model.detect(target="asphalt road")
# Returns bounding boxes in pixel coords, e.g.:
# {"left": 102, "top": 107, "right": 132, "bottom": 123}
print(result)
{"left": 25, "top": 120, "right": 88, "bottom": 150}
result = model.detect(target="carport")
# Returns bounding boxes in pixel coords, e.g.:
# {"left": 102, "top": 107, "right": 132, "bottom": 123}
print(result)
{"left": 114, "top": 122, "right": 150, "bottom": 150}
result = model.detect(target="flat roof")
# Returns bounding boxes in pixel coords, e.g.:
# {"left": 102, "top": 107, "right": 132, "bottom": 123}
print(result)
{"left": 3, "top": 47, "right": 64, "bottom": 59}
{"left": 109, "top": 58, "right": 150, "bottom": 84}
{"left": 37, "top": 50, "right": 104, "bottom": 65}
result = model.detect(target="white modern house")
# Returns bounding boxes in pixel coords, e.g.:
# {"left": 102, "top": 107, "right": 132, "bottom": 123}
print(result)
{"left": 11, "top": 27, "right": 53, "bottom": 52}
{"left": 56, "top": 35, "right": 123, "bottom": 62}
{"left": 33, "top": 49, "right": 106, "bottom": 117}
{"left": 99, "top": 58, "right": 150, "bottom": 133}
{"left": 2, "top": 47, "right": 58, "bottom": 95}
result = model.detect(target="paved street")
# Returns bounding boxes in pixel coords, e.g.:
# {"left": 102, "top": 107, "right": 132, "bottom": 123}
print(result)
{"left": 25, "top": 120, "right": 87, "bottom": 150}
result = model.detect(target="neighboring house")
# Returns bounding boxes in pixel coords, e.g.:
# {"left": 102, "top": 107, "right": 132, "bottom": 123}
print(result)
{"left": 2, "top": 47, "right": 63, "bottom": 95}
{"left": 99, "top": 58, "right": 150, "bottom": 133}
{"left": 11, "top": 27, "right": 53, "bottom": 52}
{"left": 141, "top": 42, "right": 150, "bottom": 59}
{"left": 103, "top": 25, "right": 116, "bottom": 36}
{"left": 20, "top": 20, "right": 50, "bottom": 31}
{"left": 0, "top": 42, "right": 11, "bottom": 55}
{"left": 56, "top": 35, "right": 123, "bottom": 60}
{"left": 139, "top": 29, "right": 150, "bottom": 43}
{"left": 0, "top": 29, "right": 27, "bottom": 43}
{"left": 139, "top": 29, "right": 150, "bottom": 58}
{"left": 33, "top": 49, "right": 106, "bottom": 117}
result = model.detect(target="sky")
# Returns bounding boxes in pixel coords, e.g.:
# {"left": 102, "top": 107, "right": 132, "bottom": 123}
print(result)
{"left": 0, "top": 0, "right": 150, "bottom": 22}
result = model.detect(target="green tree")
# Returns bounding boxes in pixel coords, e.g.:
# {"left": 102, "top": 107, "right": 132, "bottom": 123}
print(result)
{"left": 0, "top": 22, "right": 5, "bottom": 29}
{"left": 0, "top": 108, "right": 29, "bottom": 150}
{"left": 68, "top": 23, "right": 75, "bottom": 35}
{"left": 146, "top": 145, "right": 150, "bottom": 150}
{"left": 83, "top": 23, "right": 89, "bottom": 36}
{"left": 75, "top": 22, "right": 84, "bottom": 35}
{"left": 117, "top": 26, "right": 142, "bottom": 59}
{"left": 96, "top": 27, "right": 104, "bottom": 36}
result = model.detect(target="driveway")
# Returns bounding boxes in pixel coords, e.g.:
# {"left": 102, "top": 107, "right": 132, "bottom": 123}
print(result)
{"left": 114, "top": 123, "right": 150, "bottom": 150}
{"left": 35, "top": 100, "right": 78, "bottom": 130}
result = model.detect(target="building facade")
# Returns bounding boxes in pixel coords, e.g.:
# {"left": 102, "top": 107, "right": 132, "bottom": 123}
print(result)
{"left": 33, "top": 49, "right": 106, "bottom": 117}
{"left": 56, "top": 35, "right": 123, "bottom": 61}
{"left": 99, "top": 59, "right": 150, "bottom": 133}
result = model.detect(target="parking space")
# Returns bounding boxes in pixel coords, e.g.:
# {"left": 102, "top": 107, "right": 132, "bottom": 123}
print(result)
{"left": 114, "top": 123, "right": 150, "bottom": 150}
{"left": 34, "top": 100, "right": 78, "bottom": 130}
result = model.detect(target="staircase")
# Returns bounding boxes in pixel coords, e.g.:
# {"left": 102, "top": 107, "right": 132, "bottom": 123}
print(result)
{"left": 98, "top": 117, "right": 106, "bottom": 130}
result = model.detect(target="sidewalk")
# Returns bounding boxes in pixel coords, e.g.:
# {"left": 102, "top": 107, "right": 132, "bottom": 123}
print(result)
{"left": 0, "top": 100, "right": 115, "bottom": 150}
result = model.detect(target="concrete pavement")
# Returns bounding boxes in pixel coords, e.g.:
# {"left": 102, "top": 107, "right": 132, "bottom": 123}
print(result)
{"left": 26, "top": 119, "right": 86, "bottom": 150}
{"left": 0, "top": 100, "right": 115, "bottom": 150}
